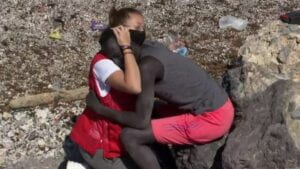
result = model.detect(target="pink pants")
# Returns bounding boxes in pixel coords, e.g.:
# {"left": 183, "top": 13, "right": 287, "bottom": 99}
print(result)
{"left": 151, "top": 99, "right": 234, "bottom": 145}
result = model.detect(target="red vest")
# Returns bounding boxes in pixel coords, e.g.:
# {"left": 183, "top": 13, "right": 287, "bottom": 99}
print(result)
{"left": 70, "top": 53, "right": 136, "bottom": 158}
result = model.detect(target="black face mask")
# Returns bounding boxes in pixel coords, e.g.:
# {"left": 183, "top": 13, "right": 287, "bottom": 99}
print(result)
{"left": 129, "top": 30, "right": 146, "bottom": 46}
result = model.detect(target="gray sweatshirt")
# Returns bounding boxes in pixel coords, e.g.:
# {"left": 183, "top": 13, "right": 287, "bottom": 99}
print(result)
{"left": 141, "top": 40, "right": 228, "bottom": 114}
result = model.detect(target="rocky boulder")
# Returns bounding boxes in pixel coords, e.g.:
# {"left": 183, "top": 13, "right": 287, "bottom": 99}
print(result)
{"left": 222, "top": 20, "right": 300, "bottom": 169}
{"left": 176, "top": 21, "right": 300, "bottom": 169}
{"left": 225, "top": 21, "right": 300, "bottom": 104}
{"left": 222, "top": 80, "right": 300, "bottom": 169}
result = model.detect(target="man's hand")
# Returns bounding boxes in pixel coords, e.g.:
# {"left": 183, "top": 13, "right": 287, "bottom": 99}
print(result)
{"left": 83, "top": 56, "right": 163, "bottom": 129}
{"left": 86, "top": 90, "right": 104, "bottom": 114}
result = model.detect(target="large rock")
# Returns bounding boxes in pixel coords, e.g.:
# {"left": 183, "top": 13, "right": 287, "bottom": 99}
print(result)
{"left": 222, "top": 80, "right": 300, "bottom": 169}
{"left": 224, "top": 21, "right": 300, "bottom": 105}
{"left": 222, "top": 21, "right": 300, "bottom": 169}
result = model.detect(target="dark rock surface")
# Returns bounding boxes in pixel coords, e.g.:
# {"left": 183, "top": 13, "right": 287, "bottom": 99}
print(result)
{"left": 175, "top": 136, "right": 226, "bottom": 169}
{"left": 222, "top": 80, "right": 300, "bottom": 169}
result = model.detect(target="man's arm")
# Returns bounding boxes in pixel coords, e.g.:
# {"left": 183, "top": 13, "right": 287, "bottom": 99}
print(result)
{"left": 86, "top": 56, "right": 164, "bottom": 129}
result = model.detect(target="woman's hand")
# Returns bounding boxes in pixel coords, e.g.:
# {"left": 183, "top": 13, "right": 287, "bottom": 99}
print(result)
{"left": 106, "top": 25, "right": 141, "bottom": 94}
{"left": 112, "top": 26, "right": 131, "bottom": 46}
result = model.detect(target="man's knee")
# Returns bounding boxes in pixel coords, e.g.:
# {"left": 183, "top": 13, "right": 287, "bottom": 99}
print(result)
{"left": 120, "top": 128, "right": 137, "bottom": 149}
{"left": 121, "top": 127, "right": 155, "bottom": 145}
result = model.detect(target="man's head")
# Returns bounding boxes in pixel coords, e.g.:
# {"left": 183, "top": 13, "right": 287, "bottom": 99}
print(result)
{"left": 99, "top": 28, "right": 142, "bottom": 69}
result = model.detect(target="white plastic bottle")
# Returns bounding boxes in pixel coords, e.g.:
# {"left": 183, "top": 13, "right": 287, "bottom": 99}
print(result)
{"left": 219, "top": 16, "right": 248, "bottom": 31}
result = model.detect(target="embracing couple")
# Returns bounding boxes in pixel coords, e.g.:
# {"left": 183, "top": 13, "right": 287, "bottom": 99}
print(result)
{"left": 66, "top": 7, "right": 234, "bottom": 169}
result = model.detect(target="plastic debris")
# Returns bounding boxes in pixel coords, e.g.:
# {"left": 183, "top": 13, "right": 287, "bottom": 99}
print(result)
{"left": 52, "top": 77, "right": 63, "bottom": 92}
{"left": 173, "top": 0, "right": 195, "bottom": 5}
{"left": 91, "top": 20, "right": 107, "bottom": 31}
{"left": 174, "top": 47, "right": 188, "bottom": 57}
{"left": 163, "top": 33, "right": 189, "bottom": 57}
{"left": 49, "top": 28, "right": 62, "bottom": 40}
{"left": 280, "top": 11, "right": 300, "bottom": 25}
{"left": 219, "top": 16, "right": 248, "bottom": 31}
{"left": 170, "top": 39, "right": 189, "bottom": 57}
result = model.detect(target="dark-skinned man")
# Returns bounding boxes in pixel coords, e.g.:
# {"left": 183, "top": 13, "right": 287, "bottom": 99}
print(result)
{"left": 86, "top": 35, "right": 234, "bottom": 169}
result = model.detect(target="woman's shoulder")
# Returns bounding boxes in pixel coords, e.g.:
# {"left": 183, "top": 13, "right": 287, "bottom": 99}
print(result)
{"left": 92, "top": 53, "right": 120, "bottom": 71}
{"left": 91, "top": 52, "right": 111, "bottom": 64}
{"left": 93, "top": 52, "right": 108, "bottom": 60}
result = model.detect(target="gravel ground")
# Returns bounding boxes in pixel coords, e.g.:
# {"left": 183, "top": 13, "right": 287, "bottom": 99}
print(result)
{"left": 1, "top": 0, "right": 300, "bottom": 168}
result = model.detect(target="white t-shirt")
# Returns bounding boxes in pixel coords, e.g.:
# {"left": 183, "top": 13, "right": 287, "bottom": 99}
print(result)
{"left": 93, "top": 59, "right": 121, "bottom": 97}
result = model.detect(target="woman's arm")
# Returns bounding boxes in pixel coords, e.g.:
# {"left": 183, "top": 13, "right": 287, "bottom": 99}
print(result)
{"left": 106, "top": 26, "right": 141, "bottom": 94}
{"left": 87, "top": 56, "right": 164, "bottom": 129}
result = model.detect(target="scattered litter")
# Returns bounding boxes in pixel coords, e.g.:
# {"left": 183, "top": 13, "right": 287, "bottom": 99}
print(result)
{"left": 219, "top": 16, "right": 248, "bottom": 31}
{"left": 174, "top": 47, "right": 188, "bottom": 57}
{"left": 51, "top": 77, "right": 64, "bottom": 92}
{"left": 173, "top": 0, "right": 195, "bottom": 5}
{"left": 53, "top": 17, "right": 65, "bottom": 29}
{"left": 164, "top": 33, "right": 189, "bottom": 57}
{"left": 91, "top": 20, "right": 107, "bottom": 31}
{"left": 280, "top": 11, "right": 300, "bottom": 25}
{"left": 35, "top": 108, "right": 50, "bottom": 124}
{"left": 53, "top": 111, "right": 66, "bottom": 123}
{"left": 49, "top": 28, "right": 62, "bottom": 40}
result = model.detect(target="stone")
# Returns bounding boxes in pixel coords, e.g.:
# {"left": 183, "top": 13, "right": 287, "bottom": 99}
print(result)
{"left": 14, "top": 111, "right": 28, "bottom": 121}
{"left": 7, "top": 131, "right": 14, "bottom": 138}
{"left": 19, "top": 119, "right": 33, "bottom": 131}
{"left": 292, "top": 108, "right": 300, "bottom": 119}
{"left": 2, "top": 138, "right": 14, "bottom": 149}
{"left": 222, "top": 81, "right": 300, "bottom": 169}
{"left": 2, "top": 112, "right": 12, "bottom": 120}
{"left": 221, "top": 21, "right": 300, "bottom": 169}
{"left": 37, "top": 139, "right": 46, "bottom": 150}
{"left": 175, "top": 136, "right": 226, "bottom": 169}
{"left": 0, "top": 148, "right": 6, "bottom": 167}
{"left": 286, "top": 93, "right": 300, "bottom": 150}
{"left": 35, "top": 108, "right": 49, "bottom": 124}
{"left": 9, "top": 87, "right": 88, "bottom": 109}
{"left": 290, "top": 95, "right": 300, "bottom": 120}
{"left": 28, "top": 131, "right": 38, "bottom": 141}
{"left": 277, "top": 47, "right": 290, "bottom": 64}
{"left": 224, "top": 21, "right": 300, "bottom": 105}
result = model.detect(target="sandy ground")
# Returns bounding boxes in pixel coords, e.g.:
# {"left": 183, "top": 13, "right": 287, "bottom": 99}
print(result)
{"left": 1, "top": 0, "right": 300, "bottom": 168}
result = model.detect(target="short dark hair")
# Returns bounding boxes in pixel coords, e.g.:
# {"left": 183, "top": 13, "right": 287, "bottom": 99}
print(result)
{"left": 99, "top": 29, "right": 141, "bottom": 69}
{"left": 99, "top": 28, "right": 122, "bottom": 63}
{"left": 109, "top": 7, "right": 142, "bottom": 27}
